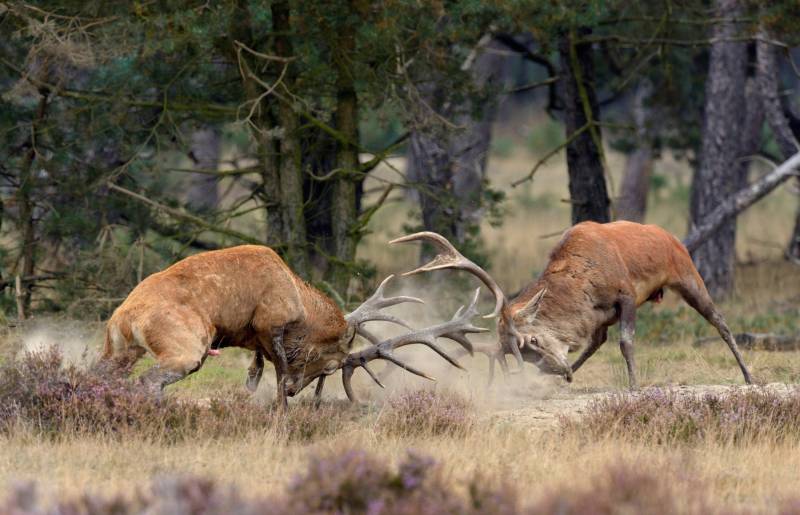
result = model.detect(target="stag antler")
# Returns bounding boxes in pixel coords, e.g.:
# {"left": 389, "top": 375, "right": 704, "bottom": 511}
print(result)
{"left": 390, "top": 232, "right": 507, "bottom": 319}
{"left": 450, "top": 340, "right": 513, "bottom": 385}
{"left": 339, "top": 289, "right": 487, "bottom": 402}
{"left": 390, "top": 231, "right": 526, "bottom": 371}
{"left": 345, "top": 274, "right": 423, "bottom": 331}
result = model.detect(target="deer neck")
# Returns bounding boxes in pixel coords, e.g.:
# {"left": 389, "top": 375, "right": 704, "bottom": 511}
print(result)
{"left": 296, "top": 280, "right": 348, "bottom": 344}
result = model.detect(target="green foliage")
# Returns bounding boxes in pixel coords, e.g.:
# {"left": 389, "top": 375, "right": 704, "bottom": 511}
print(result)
{"left": 2, "top": 0, "right": 800, "bottom": 316}
{"left": 359, "top": 106, "right": 406, "bottom": 154}
{"left": 491, "top": 136, "right": 516, "bottom": 158}
{"left": 526, "top": 118, "right": 565, "bottom": 155}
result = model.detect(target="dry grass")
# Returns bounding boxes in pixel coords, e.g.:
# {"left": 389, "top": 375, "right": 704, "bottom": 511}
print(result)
{"left": 0, "top": 143, "right": 798, "bottom": 512}
{"left": 4, "top": 418, "right": 800, "bottom": 512}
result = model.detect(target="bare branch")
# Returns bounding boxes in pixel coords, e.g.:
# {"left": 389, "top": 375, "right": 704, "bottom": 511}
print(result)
{"left": 107, "top": 182, "right": 268, "bottom": 247}
{"left": 511, "top": 122, "right": 591, "bottom": 187}
{"left": 684, "top": 152, "right": 800, "bottom": 252}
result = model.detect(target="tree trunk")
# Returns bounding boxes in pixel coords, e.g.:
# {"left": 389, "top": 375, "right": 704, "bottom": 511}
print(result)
{"left": 756, "top": 34, "right": 800, "bottom": 262}
{"left": 789, "top": 211, "right": 800, "bottom": 263}
{"left": 405, "top": 36, "right": 506, "bottom": 261}
{"left": 558, "top": 29, "right": 610, "bottom": 224}
{"left": 689, "top": 0, "right": 748, "bottom": 299}
{"left": 617, "top": 81, "right": 654, "bottom": 222}
{"left": 186, "top": 125, "right": 221, "bottom": 212}
{"left": 15, "top": 93, "right": 49, "bottom": 315}
{"left": 228, "top": 0, "right": 284, "bottom": 249}
{"left": 272, "top": 1, "right": 308, "bottom": 276}
{"left": 328, "top": 11, "right": 360, "bottom": 294}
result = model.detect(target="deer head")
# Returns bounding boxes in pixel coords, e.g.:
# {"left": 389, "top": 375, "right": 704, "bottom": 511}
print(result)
{"left": 391, "top": 232, "right": 572, "bottom": 381}
{"left": 284, "top": 274, "right": 487, "bottom": 401}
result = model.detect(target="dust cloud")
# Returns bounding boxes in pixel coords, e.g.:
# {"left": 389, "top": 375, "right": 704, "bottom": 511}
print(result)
{"left": 15, "top": 319, "right": 103, "bottom": 368}
{"left": 337, "top": 273, "right": 562, "bottom": 412}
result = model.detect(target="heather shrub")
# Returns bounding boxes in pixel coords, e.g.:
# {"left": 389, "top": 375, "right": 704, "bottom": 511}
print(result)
{"left": 286, "top": 448, "right": 517, "bottom": 514}
{"left": 0, "top": 350, "right": 350, "bottom": 442}
{"left": 2, "top": 476, "right": 281, "bottom": 515}
{"left": 0, "top": 450, "right": 518, "bottom": 514}
{"left": 0, "top": 451, "right": 731, "bottom": 515}
{"left": 530, "top": 464, "right": 715, "bottom": 515}
{"left": 377, "top": 389, "right": 475, "bottom": 437}
{"left": 562, "top": 387, "right": 800, "bottom": 444}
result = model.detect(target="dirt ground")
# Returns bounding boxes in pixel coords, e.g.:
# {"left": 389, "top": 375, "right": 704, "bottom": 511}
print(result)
{"left": 487, "top": 382, "right": 797, "bottom": 431}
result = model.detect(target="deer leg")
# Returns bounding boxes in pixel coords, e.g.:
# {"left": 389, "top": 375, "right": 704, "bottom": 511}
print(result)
{"left": 313, "top": 376, "right": 326, "bottom": 408}
{"left": 671, "top": 280, "right": 753, "bottom": 384}
{"left": 571, "top": 327, "right": 608, "bottom": 373}
{"left": 271, "top": 326, "right": 289, "bottom": 410}
{"left": 618, "top": 296, "right": 638, "bottom": 390}
{"left": 487, "top": 353, "right": 497, "bottom": 386}
{"left": 139, "top": 353, "right": 206, "bottom": 397}
{"left": 708, "top": 312, "right": 753, "bottom": 384}
{"left": 138, "top": 366, "right": 189, "bottom": 397}
{"left": 246, "top": 349, "right": 265, "bottom": 393}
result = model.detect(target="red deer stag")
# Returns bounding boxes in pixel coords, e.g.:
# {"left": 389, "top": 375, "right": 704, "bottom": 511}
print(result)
{"left": 101, "top": 245, "right": 484, "bottom": 407}
{"left": 392, "top": 221, "right": 753, "bottom": 388}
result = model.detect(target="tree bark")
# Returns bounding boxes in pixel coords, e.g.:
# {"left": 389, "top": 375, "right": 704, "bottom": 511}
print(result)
{"left": 186, "top": 125, "right": 221, "bottom": 212}
{"left": 405, "top": 36, "right": 506, "bottom": 260}
{"left": 228, "top": 0, "right": 284, "bottom": 249}
{"left": 789, "top": 211, "right": 800, "bottom": 264}
{"left": 689, "top": 0, "right": 748, "bottom": 299}
{"left": 617, "top": 81, "right": 654, "bottom": 222}
{"left": 558, "top": 29, "right": 610, "bottom": 224}
{"left": 15, "top": 92, "right": 49, "bottom": 315}
{"left": 272, "top": 1, "right": 308, "bottom": 276}
{"left": 329, "top": 9, "right": 360, "bottom": 294}
{"left": 756, "top": 34, "right": 800, "bottom": 262}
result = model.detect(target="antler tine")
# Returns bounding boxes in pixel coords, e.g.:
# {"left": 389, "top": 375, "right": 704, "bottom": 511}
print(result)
{"left": 345, "top": 274, "right": 424, "bottom": 329}
{"left": 342, "top": 365, "right": 357, "bottom": 402}
{"left": 356, "top": 327, "right": 381, "bottom": 345}
{"left": 339, "top": 288, "right": 487, "bottom": 402}
{"left": 390, "top": 232, "right": 506, "bottom": 319}
{"left": 361, "top": 362, "right": 385, "bottom": 388}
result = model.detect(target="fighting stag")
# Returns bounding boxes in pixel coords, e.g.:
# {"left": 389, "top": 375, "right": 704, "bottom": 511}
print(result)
{"left": 392, "top": 221, "right": 753, "bottom": 388}
{"left": 100, "top": 245, "right": 483, "bottom": 407}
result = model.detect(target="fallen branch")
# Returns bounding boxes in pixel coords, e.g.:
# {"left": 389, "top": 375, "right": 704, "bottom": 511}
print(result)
{"left": 695, "top": 333, "right": 800, "bottom": 351}
{"left": 683, "top": 152, "right": 800, "bottom": 252}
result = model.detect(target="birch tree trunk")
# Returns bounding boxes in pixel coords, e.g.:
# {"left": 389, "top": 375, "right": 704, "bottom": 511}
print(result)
{"left": 689, "top": 0, "right": 748, "bottom": 299}
{"left": 558, "top": 28, "right": 610, "bottom": 224}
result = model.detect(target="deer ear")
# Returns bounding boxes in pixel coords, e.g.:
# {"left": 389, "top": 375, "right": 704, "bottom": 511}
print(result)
{"left": 515, "top": 288, "right": 547, "bottom": 323}
{"left": 340, "top": 325, "right": 357, "bottom": 351}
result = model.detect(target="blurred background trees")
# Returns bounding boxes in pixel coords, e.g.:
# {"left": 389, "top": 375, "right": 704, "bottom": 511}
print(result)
{"left": 1, "top": 0, "right": 799, "bottom": 319}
